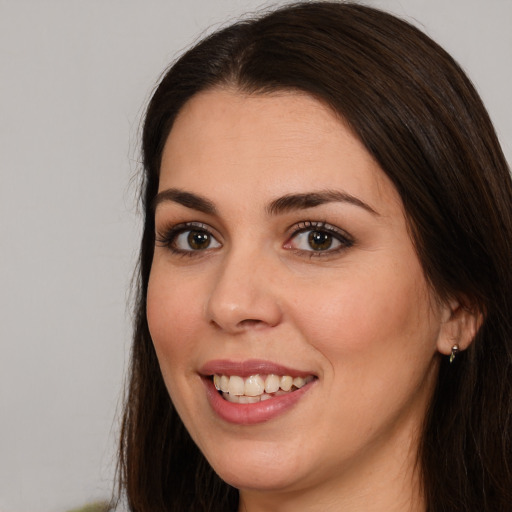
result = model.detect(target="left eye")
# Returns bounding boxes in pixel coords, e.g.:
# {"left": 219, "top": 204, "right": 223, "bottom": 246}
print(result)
{"left": 290, "top": 229, "right": 341, "bottom": 251}
{"left": 294, "top": 229, "right": 339, "bottom": 251}
{"left": 284, "top": 223, "right": 353, "bottom": 254}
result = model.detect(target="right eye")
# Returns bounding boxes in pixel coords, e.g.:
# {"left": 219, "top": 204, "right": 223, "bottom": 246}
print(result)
{"left": 156, "top": 222, "right": 222, "bottom": 254}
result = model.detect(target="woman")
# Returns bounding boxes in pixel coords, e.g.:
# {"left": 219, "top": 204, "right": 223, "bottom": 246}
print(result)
{"left": 118, "top": 2, "right": 512, "bottom": 511}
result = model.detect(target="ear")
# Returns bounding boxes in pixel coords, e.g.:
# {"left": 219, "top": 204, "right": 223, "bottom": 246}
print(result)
{"left": 436, "top": 298, "right": 483, "bottom": 356}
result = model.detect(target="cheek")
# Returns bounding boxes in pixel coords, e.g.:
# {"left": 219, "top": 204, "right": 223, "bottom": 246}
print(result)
{"left": 146, "top": 268, "right": 204, "bottom": 374}
{"left": 292, "top": 263, "right": 438, "bottom": 365}
{"left": 291, "top": 268, "right": 440, "bottom": 445}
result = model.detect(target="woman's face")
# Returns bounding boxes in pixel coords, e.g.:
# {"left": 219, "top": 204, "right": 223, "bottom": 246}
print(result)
{"left": 147, "top": 89, "right": 452, "bottom": 499}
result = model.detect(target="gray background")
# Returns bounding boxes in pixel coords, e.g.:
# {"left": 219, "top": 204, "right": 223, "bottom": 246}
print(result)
{"left": 0, "top": 1, "right": 510, "bottom": 511}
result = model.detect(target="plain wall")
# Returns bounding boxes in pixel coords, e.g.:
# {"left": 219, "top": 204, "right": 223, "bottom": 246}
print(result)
{"left": 0, "top": 1, "right": 510, "bottom": 511}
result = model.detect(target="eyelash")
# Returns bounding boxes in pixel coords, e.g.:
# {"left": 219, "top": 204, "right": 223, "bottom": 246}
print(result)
{"left": 284, "top": 220, "right": 354, "bottom": 258}
{"left": 155, "top": 222, "right": 220, "bottom": 257}
{"left": 155, "top": 220, "right": 354, "bottom": 258}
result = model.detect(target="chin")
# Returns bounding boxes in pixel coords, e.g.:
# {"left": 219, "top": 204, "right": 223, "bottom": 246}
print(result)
{"left": 203, "top": 439, "right": 309, "bottom": 492}
{"left": 215, "top": 462, "right": 304, "bottom": 493}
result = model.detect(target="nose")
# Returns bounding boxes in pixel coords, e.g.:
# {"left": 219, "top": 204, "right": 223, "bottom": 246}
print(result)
{"left": 205, "top": 248, "right": 283, "bottom": 333}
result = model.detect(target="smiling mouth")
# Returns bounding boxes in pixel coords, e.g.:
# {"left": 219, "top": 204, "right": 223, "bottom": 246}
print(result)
{"left": 212, "top": 374, "right": 316, "bottom": 404}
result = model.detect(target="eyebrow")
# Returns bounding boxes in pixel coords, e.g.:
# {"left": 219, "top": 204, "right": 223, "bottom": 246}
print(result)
{"left": 152, "top": 188, "right": 378, "bottom": 216}
{"left": 267, "top": 190, "right": 379, "bottom": 216}
{"left": 152, "top": 188, "right": 217, "bottom": 214}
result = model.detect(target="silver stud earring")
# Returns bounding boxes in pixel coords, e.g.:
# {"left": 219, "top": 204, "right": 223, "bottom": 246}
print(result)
{"left": 449, "top": 344, "right": 459, "bottom": 364}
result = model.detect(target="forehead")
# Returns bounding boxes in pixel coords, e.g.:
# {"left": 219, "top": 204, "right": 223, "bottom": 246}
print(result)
{"left": 159, "top": 88, "right": 402, "bottom": 216}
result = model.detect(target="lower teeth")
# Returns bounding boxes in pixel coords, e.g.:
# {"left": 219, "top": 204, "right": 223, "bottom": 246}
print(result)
{"left": 221, "top": 388, "right": 295, "bottom": 404}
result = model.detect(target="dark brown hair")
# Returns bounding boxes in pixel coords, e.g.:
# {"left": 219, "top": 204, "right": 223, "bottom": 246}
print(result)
{"left": 118, "top": 2, "right": 512, "bottom": 510}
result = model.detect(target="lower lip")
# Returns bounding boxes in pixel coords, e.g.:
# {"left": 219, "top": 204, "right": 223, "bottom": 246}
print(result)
{"left": 202, "top": 377, "right": 315, "bottom": 425}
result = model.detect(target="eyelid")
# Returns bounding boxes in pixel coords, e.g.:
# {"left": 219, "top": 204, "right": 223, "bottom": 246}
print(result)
{"left": 285, "top": 220, "right": 354, "bottom": 241}
{"left": 283, "top": 220, "right": 354, "bottom": 255}
{"left": 155, "top": 219, "right": 353, "bottom": 258}
{"left": 155, "top": 221, "right": 223, "bottom": 254}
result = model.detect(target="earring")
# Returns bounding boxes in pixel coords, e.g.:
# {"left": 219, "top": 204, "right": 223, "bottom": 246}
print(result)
{"left": 449, "top": 344, "right": 459, "bottom": 364}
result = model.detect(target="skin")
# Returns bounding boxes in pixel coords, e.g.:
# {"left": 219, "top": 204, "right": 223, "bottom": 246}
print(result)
{"left": 147, "top": 89, "right": 472, "bottom": 512}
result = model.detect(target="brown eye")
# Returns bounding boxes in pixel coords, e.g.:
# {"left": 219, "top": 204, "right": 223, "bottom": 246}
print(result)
{"left": 188, "top": 230, "right": 212, "bottom": 250}
{"left": 284, "top": 222, "right": 353, "bottom": 256}
{"left": 169, "top": 227, "right": 221, "bottom": 252}
{"left": 289, "top": 229, "right": 341, "bottom": 252}
{"left": 308, "top": 230, "right": 333, "bottom": 251}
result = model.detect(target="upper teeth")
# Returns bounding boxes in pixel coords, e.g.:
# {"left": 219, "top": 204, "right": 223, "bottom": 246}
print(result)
{"left": 213, "top": 374, "right": 313, "bottom": 397}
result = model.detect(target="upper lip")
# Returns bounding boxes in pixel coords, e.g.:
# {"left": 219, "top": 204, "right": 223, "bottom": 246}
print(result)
{"left": 199, "top": 359, "right": 316, "bottom": 378}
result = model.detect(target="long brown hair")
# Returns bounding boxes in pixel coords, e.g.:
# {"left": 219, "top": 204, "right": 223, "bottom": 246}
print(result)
{"left": 118, "top": 2, "right": 512, "bottom": 510}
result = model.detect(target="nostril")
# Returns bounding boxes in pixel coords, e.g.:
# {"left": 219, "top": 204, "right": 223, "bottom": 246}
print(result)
{"left": 238, "top": 319, "right": 263, "bottom": 328}
{"left": 206, "top": 285, "right": 283, "bottom": 332}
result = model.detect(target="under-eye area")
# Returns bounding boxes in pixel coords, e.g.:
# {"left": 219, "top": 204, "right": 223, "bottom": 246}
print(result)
{"left": 212, "top": 374, "right": 316, "bottom": 403}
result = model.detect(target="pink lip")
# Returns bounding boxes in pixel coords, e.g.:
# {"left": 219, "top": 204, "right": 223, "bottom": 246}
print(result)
{"left": 199, "top": 359, "right": 315, "bottom": 378}
{"left": 202, "top": 378, "right": 315, "bottom": 425}
{"left": 199, "top": 359, "right": 317, "bottom": 425}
